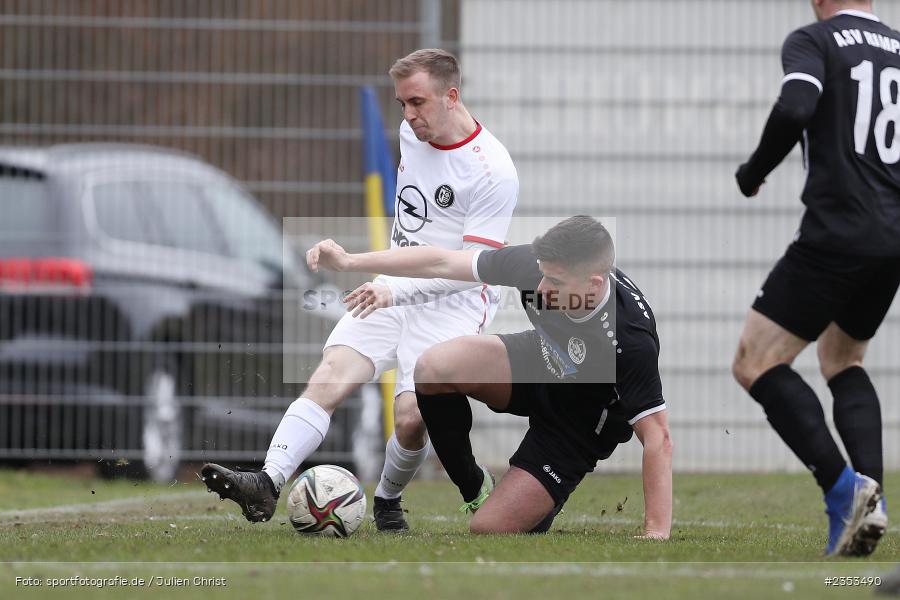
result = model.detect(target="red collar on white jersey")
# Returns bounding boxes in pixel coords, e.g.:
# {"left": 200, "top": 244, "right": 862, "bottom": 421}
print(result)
{"left": 429, "top": 120, "right": 483, "bottom": 150}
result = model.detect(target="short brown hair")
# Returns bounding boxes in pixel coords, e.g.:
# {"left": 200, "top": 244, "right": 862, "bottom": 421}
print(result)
{"left": 389, "top": 48, "right": 461, "bottom": 93}
{"left": 532, "top": 216, "right": 616, "bottom": 273}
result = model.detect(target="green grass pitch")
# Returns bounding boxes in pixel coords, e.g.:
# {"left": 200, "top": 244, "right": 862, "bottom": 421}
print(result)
{"left": 0, "top": 469, "right": 896, "bottom": 599}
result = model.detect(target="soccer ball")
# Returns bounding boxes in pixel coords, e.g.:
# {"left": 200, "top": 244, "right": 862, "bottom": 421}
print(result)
{"left": 286, "top": 465, "right": 367, "bottom": 537}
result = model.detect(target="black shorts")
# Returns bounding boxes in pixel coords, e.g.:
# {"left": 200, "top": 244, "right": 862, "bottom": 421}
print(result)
{"left": 493, "top": 330, "right": 634, "bottom": 506}
{"left": 753, "top": 241, "right": 900, "bottom": 342}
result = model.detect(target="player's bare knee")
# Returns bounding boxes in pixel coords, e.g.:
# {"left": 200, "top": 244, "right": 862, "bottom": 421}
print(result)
{"left": 413, "top": 364, "right": 455, "bottom": 395}
{"left": 395, "top": 427, "right": 426, "bottom": 451}
{"left": 469, "top": 520, "right": 490, "bottom": 535}
{"left": 471, "top": 518, "right": 524, "bottom": 535}
{"left": 413, "top": 351, "right": 438, "bottom": 380}
{"left": 732, "top": 340, "right": 791, "bottom": 391}
{"left": 414, "top": 353, "right": 455, "bottom": 394}
{"left": 394, "top": 404, "right": 426, "bottom": 443}
{"left": 819, "top": 355, "right": 864, "bottom": 381}
{"left": 469, "top": 514, "right": 502, "bottom": 535}
{"left": 303, "top": 373, "right": 345, "bottom": 409}
{"left": 817, "top": 336, "right": 866, "bottom": 381}
{"left": 396, "top": 409, "right": 424, "bottom": 434}
{"left": 415, "top": 383, "right": 437, "bottom": 396}
{"left": 299, "top": 383, "right": 343, "bottom": 413}
{"left": 731, "top": 347, "right": 756, "bottom": 391}
{"left": 304, "top": 358, "right": 360, "bottom": 411}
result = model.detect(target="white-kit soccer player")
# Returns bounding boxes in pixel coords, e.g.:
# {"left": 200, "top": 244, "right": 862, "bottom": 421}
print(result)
{"left": 201, "top": 49, "right": 518, "bottom": 531}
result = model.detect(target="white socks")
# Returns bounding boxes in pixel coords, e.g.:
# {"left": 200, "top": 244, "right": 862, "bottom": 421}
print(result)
{"left": 262, "top": 399, "right": 429, "bottom": 499}
{"left": 374, "top": 433, "right": 431, "bottom": 500}
{"left": 263, "top": 397, "right": 330, "bottom": 492}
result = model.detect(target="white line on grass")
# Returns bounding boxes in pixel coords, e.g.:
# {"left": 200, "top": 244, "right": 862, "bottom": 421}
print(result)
{"left": 3, "top": 499, "right": 897, "bottom": 536}
{"left": 418, "top": 513, "right": 900, "bottom": 534}
{"left": 566, "top": 515, "right": 823, "bottom": 532}
{"left": 0, "top": 491, "right": 209, "bottom": 522}
{"left": 572, "top": 515, "right": 900, "bottom": 534}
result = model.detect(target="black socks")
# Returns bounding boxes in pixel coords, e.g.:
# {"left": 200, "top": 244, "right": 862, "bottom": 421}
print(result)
{"left": 829, "top": 366, "right": 883, "bottom": 486}
{"left": 749, "top": 364, "right": 846, "bottom": 492}
{"left": 415, "top": 391, "right": 484, "bottom": 502}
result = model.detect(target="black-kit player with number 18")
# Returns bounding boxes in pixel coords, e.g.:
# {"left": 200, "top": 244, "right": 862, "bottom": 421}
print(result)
{"left": 733, "top": 0, "right": 896, "bottom": 558}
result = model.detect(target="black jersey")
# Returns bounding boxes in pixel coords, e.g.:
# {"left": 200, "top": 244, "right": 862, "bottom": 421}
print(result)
{"left": 786, "top": 10, "right": 900, "bottom": 255}
{"left": 473, "top": 244, "right": 665, "bottom": 425}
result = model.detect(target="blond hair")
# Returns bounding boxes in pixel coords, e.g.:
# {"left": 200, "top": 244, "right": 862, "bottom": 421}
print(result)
{"left": 389, "top": 49, "right": 461, "bottom": 93}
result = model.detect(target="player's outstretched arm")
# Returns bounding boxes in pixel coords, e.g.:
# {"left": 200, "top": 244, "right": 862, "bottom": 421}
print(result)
{"left": 307, "top": 239, "right": 478, "bottom": 281}
{"left": 632, "top": 410, "right": 673, "bottom": 540}
{"left": 736, "top": 81, "right": 819, "bottom": 197}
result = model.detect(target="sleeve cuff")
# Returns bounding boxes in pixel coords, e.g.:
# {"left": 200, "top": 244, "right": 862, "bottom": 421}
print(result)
{"left": 383, "top": 279, "right": 407, "bottom": 305}
{"left": 628, "top": 403, "right": 667, "bottom": 425}
{"left": 471, "top": 249, "right": 484, "bottom": 282}
{"left": 782, "top": 72, "right": 823, "bottom": 93}
{"left": 463, "top": 235, "right": 505, "bottom": 249}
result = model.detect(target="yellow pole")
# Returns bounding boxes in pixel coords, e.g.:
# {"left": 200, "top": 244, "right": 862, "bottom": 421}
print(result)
{"left": 364, "top": 173, "right": 396, "bottom": 441}
{"left": 365, "top": 174, "right": 389, "bottom": 251}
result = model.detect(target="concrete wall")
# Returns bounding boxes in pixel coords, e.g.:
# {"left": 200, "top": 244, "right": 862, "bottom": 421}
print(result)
{"left": 461, "top": 0, "right": 900, "bottom": 472}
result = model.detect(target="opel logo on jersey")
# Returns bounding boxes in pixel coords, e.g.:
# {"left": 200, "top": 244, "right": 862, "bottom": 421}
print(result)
{"left": 396, "top": 185, "right": 432, "bottom": 233}
{"left": 568, "top": 337, "right": 586, "bottom": 365}
{"left": 434, "top": 184, "right": 455, "bottom": 208}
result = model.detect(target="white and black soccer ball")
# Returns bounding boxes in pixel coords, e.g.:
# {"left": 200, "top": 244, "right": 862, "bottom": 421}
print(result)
{"left": 286, "top": 465, "right": 367, "bottom": 537}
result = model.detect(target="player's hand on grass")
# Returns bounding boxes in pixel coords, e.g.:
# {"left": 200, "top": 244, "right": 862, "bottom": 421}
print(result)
{"left": 343, "top": 282, "right": 393, "bottom": 318}
{"left": 307, "top": 239, "right": 351, "bottom": 272}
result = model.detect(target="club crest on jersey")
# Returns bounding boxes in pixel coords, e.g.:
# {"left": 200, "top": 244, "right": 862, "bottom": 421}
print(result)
{"left": 396, "top": 185, "right": 432, "bottom": 233}
{"left": 567, "top": 337, "right": 587, "bottom": 365}
{"left": 434, "top": 184, "right": 455, "bottom": 208}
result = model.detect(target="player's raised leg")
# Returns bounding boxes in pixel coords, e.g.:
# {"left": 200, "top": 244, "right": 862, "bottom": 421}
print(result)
{"left": 202, "top": 344, "right": 375, "bottom": 522}
{"left": 263, "top": 345, "right": 376, "bottom": 485}
{"left": 415, "top": 334, "right": 512, "bottom": 511}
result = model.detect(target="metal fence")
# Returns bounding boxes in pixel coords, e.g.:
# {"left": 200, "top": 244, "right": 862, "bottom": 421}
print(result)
{"left": 0, "top": 0, "right": 457, "bottom": 217}
{"left": 0, "top": 0, "right": 454, "bottom": 481}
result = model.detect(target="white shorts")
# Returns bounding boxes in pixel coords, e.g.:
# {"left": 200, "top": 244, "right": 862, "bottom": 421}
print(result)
{"left": 324, "top": 285, "right": 496, "bottom": 397}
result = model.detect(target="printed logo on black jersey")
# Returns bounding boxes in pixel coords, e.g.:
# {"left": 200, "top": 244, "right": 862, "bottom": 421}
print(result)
{"left": 542, "top": 465, "right": 562, "bottom": 484}
{"left": 396, "top": 185, "right": 432, "bottom": 233}
{"left": 434, "top": 184, "right": 455, "bottom": 208}
{"left": 567, "top": 337, "right": 586, "bottom": 365}
{"left": 535, "top": 324, "right": 577, "bottom": 379}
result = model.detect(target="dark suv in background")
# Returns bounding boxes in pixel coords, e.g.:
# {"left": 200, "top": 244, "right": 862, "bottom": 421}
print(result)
{"left": 0, "top": 144, "right": 359, "bottom": 481}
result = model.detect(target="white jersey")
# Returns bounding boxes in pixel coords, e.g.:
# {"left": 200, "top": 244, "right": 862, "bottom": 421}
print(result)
{"left": 325, "top": 118, "right": 517, "bottom": 396}
{"left": 390, "top": 119, "right": 518, "bottom": 252}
